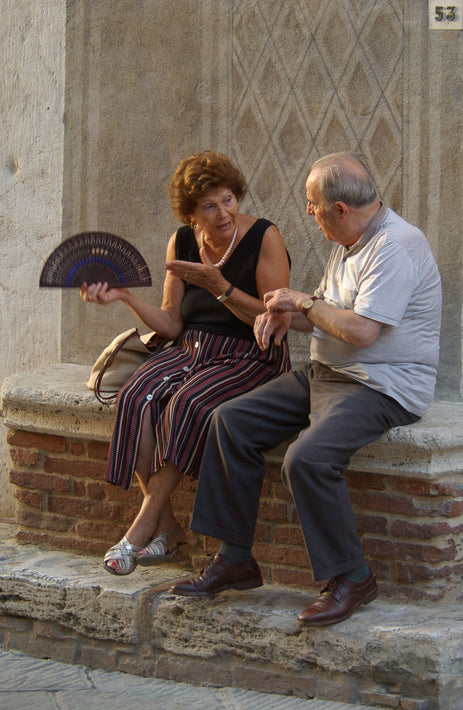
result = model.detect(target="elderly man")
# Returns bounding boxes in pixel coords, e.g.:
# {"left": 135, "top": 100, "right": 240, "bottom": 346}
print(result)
{"left": 169, "top": 152, "right": 442, "bottom": 626}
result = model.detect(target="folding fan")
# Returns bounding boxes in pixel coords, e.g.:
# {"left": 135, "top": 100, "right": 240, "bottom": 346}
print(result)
{"left": 39, "top": 232, "right": 152, "bottom": 288}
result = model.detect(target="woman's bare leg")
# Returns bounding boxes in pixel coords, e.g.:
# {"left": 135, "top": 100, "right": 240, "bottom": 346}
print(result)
{"left": 125, "top": 461, "right": 184, "bottom": 546}
{"left": 104, "top": 410, "right": 185, "bottom": 573}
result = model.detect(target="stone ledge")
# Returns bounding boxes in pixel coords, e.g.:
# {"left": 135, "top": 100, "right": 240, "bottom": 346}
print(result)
{"left": 1, "top": 365, "right": 115, "bottom": 441}
{"left": 0, "top": 522, "right": 461, "bottom": 710}
{"left": 2, "top": 364, "right": 463, "bottom": 478}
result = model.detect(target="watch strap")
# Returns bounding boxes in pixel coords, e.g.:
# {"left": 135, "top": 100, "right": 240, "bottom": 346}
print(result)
{"left": 217, "top": 284, "right": 234, "bottom": 302}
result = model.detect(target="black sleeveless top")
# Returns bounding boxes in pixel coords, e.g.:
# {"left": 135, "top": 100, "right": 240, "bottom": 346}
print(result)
{"left": 175, "top": 218, "right": 275, "bottom": 340}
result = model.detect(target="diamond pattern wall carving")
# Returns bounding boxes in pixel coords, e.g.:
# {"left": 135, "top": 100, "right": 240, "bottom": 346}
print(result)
{"left": 228, "top": 0, "right": 405, "bottom": 359}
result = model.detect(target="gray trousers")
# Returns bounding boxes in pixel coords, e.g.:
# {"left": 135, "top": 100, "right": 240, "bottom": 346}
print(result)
{"left": 190, "top": 362, "right": 419, "bottom": 580}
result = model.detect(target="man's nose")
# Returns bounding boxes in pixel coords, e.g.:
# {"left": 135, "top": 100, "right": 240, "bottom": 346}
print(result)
{"left": 307, "top": 203, "right": 314, "bottom": 215}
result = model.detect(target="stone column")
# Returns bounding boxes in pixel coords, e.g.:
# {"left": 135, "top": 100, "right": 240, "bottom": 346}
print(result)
{"left": 0, "top": 0, "right": 66, "bottom": 517}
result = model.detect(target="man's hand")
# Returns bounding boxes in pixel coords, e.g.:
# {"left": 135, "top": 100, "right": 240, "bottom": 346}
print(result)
{"left": 254, "top": 311, "right": 292, "bottom": 350}
{"left": 264, "top": 288, "right": 306, "bottom": 314}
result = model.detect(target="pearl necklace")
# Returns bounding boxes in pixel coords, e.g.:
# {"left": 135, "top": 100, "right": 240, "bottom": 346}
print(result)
{"left": 201, "top": 226, "right": 238, "bottom": 269}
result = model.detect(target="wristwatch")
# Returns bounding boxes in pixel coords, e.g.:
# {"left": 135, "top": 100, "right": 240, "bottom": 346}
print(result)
{"left": 302, "top": 295, "right": 318, "bottom": 317}
{"left": 217, "top": 284, "right": 234, "bottom": 302}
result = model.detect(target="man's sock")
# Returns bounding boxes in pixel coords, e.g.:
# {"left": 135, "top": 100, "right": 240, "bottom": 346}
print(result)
{"left": 219, "top": 541, "right": 253, "bottom": 564}
{"left": 344, "top": 563, "right": 370, "bottom": 583}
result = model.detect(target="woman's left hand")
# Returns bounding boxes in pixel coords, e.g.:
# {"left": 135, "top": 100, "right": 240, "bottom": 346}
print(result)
{"left": 165, "top": 247, "right": 229, "bottom": 296}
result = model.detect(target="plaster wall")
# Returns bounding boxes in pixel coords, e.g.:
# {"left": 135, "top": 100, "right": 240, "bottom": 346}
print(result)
{"left": 0, "top": 0, "right": 66, "bottom": 517}
{"left": 60, "top": 0, "right": 463, "bottom": 389}
{"left": 1, "top": 0, "right": 462, "bottom": 519}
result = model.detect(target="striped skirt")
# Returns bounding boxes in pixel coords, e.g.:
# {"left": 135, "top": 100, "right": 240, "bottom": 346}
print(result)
{"left": 106, "top": 328, "right": 290, "bottom": 489}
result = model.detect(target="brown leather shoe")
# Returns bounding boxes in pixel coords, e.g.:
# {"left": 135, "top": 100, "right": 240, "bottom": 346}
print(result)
{"left": 168, "top": 554, "right": 263, "bottom": 597}
{"left": 298, "top": 571, "right": 377, "bottom": 627}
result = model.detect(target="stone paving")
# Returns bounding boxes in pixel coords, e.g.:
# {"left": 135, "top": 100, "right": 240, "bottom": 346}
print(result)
{"left": 0, "top": 649, "right": 378, "bottom": 710}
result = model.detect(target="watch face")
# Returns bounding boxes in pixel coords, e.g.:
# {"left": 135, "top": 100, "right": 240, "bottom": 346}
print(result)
{"left": 302, "top": 297, "right": 314, "bottom": 309}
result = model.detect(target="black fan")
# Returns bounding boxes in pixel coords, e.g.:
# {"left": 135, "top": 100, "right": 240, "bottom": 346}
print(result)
{"left": 39, "top": 232, "right": 152, "bottom": 288}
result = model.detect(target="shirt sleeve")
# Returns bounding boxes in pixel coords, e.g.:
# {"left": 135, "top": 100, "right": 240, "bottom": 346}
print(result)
{"left": 353, "top": 240, "right": 419, "bottom": 326}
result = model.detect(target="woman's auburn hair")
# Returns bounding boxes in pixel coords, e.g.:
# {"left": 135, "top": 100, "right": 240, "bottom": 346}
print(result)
{"left": 168, "top": 150, "right": 247, "bottom": 224}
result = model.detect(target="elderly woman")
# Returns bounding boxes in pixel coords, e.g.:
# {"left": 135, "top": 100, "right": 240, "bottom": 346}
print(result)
{"left": 81, "top": 150, "right": 290, "bottom": 575}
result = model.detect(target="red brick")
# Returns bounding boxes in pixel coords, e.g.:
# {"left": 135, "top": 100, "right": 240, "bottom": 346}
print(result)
{"left": 254, "top": 522, "right": 271, "bottom": 541}
{"left": 398, "top": 478, "right": 463, "bottom": 497}
{"left": 396, "top": 560, "right": 463, "bottom": 582}
{"left": 380, "top": 580, "right": 446, "bottom": 602}
{"left": 16, "top": 530, "right": 49, "bottom": 546}
{"left": 69, "top": 440, "right": 85, "bottom": 456}
{"left": 364, "top": 537, "right": 457, "bottom": 562}
{"left": 73, "top": 480, "right": 86, "bottom": 497}
{"left": 271, "top": 566, "right": 315, "bottom": 589}
{"left": 233, "top": 666, "right": 315, "bottom": 699}
{"left": 14, "top": 489, "right": 44, "bottom": 509}
{"left": 10, "top": 470, "right": 72, "bottom": 494}
{"left": 76, "top": 520, "right": 126, "bottom": 542}
{"left": 85, "top": 481, "right": 109, "bottom": 500}
{"left": 315, "top": 678, "right": 351, "bottom": 703}
{"left": 355, "top": 513, "right": 388, "bottom": 535}
{"left": 362, "top": 493, "right": 463, "bottom": 518}
{"left": 86, "top": 480, "right": 141, "bottom": 503}
{"left": 47, "top": 495, "right": 120, "bottom": 520}
{"left": 369, "top": 559, "right": 392, "bottom": 579}
{"left": 171, "top": 489, "right": 195, "bottom": 512}
{"left": 358, "top": 691, "right": 400, "bottom": 707}
{"left": 190, "top": 553, "right": 212, "bottom": 570}
{"left": 447, "top": 501, "right": 463, "bottom": 516}
{"left": 390, "top": 519, "right": 462, "bottom": 539}
{"left": 45, "top": 535, "right": 108, "bottom": 555}
{"left": 399, "top": 696, "right": 436, "bottom": 709}
{"left": 253, "top": 542, "right": 309, "bottom": 567}
{"left": 120, "top": 505, "right": 143, "bottom": 525}
{"left": 346, "top": 471, "right": 386, "bottom": 490}
{"left": 264, "top": 462, "right": 282, "bottom": 479}
{"left": 258, "top": 499, "right": 289, "bottom": 522}
{"left": 87, "top": 441, "right": 109, "bottom": 459}
{"left": 260, "top": 480, "right": 271, "bottom": 497}
{"left": 271, "top": 482, "right": 293, "bottom": 501}
{"left": 17, "top": 510, "right": 73, "bottom": 533}
{"left": 179, "top": 476, "right": 198, "bottom": 492}
{"left": 7, "top": 430, "right": 66, "bottom": 453}
{"left": 155, "top": 656, "right": 232, "bottom": 689}
{"left": 44, "top": 457, "right": 105, "bottom": 479}
{"left": 9, "top": 448, "right": 40, "bottom": 467}
{"left": 273, "top": 525, "right": 305, "bottom": 545}
{"left": 348, "top": 490, "right": 362, "bottom": 506}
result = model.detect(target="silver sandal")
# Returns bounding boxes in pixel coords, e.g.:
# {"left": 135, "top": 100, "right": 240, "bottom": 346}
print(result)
{"left": 137, "top": 529, "right": 187, "bottom": 566}
{"left": 103, "top": 536, "right": 142, "bottom": 575}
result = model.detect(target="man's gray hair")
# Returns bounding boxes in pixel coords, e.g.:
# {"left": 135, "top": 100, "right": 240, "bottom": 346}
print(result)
{"left": 311, "top": 152, "right": 377, "bottom": 208}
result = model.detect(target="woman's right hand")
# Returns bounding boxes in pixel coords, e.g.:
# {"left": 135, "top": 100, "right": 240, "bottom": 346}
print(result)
{"left": 80, "top": 282, "right": 128, "bottom": 305}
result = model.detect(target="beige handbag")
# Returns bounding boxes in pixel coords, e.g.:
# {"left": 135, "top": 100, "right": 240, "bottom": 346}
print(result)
{"left": 87, "top": 327, "right": 170, "bottom": 404}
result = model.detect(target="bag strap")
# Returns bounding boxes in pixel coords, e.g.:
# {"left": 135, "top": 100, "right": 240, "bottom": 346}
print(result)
{"left": 93, "top": 330, "right": 141, "bottom": 405}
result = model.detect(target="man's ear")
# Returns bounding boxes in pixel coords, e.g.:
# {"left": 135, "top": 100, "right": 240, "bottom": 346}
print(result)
{"left": 334, "top": 201, "right": 349, "bottom": 217}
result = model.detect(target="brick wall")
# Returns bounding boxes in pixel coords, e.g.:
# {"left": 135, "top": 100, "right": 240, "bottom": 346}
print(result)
{"left": 7, "top": 427, "right": 463, "bottom": 602}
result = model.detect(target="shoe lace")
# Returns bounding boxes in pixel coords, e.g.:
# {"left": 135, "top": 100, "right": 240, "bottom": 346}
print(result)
{"left": 321, "top": 577, "right": 337, "bottom": 594}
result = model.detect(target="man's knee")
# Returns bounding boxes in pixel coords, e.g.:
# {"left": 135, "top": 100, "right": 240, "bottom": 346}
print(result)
{"left": 207, "top": 398, "right": 242, "bottom": 440}
{"left": 281, "top": 436, "right": 307, "bottom": 490}
{"left": 281, "top": 434, "right": 337, "bottom": 490}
